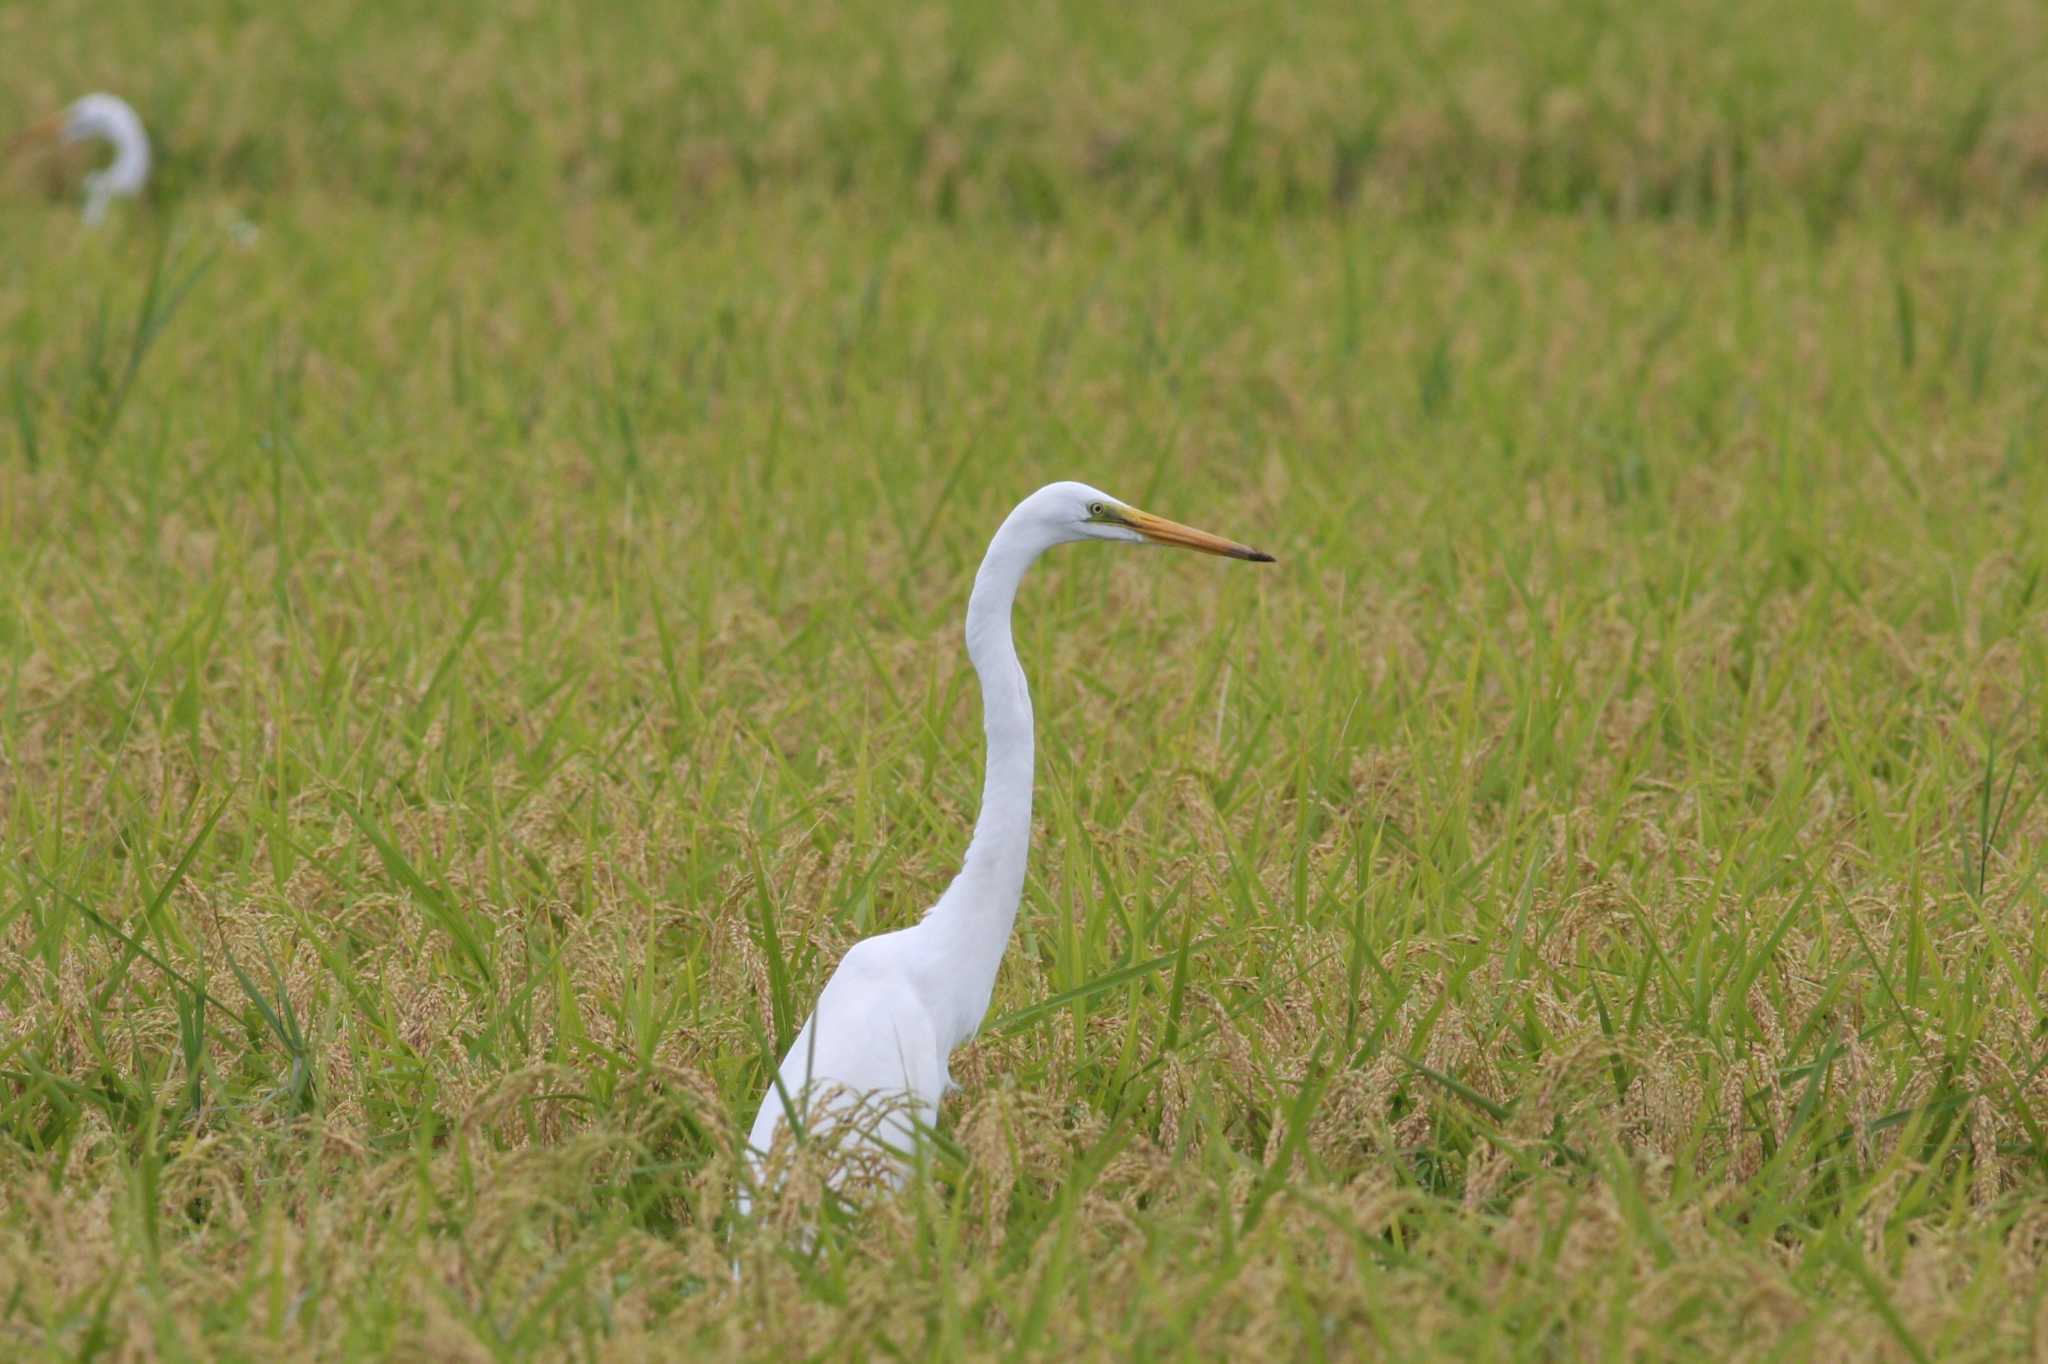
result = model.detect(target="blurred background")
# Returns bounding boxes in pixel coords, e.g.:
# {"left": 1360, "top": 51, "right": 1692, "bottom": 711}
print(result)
{"left": 8, "top": 0, "right": 2048, "bottom": 227}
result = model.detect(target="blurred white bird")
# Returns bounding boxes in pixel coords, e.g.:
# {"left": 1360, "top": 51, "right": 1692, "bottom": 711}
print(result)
{"left": 741, "top": 481, "right": 1273, "bottom": 1210}
{"left": 8, "top": 92, "right": 151, "bottom": 224}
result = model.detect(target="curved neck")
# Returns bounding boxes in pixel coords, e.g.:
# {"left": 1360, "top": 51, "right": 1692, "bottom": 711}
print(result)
{"left": 80, "top": 124, "right": 149, "bottom": 225}
{"left": 920, "top": 513, "right": 1046, "bottom": 1035}
{"left": 104, "top": 126, "right": 148, "bottom": 188}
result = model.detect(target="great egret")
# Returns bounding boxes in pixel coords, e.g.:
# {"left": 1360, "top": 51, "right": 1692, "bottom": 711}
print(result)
{"left": 8, "top": 93, "right": 151, "bottom": 225}
{"left": 742, "top": 481, "right": 1273, "bottom": 1208}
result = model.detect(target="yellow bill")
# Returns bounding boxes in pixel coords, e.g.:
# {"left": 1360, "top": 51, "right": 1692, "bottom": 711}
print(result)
{"left": 1111, "top": 505, "right": 1275, "bottom": 562}
{"left": 6, "top": 112, "right": 63, "bottom": 157}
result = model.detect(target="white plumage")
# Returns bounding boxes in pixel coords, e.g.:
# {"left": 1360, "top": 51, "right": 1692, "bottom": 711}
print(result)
{"left": 741, "top": 481, "right": 1273, "bottom": 1210}
{"left": 9, "top": 92, "right": 151, "bottom": 224}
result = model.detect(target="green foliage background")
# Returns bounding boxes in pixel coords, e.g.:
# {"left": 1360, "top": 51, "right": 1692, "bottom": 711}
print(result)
{"left": 4, "top": 1, "right": 2048, "bottom": 1358}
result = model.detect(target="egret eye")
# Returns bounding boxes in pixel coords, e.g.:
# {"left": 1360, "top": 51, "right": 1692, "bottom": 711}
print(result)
{"left": 1088, "top": 502, "right": 1107, "bottom": 518}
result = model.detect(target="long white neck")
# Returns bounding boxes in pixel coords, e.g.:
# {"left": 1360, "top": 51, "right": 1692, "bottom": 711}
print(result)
{"left": 77, "top": 106, "right": 150, "bottom": 226}
{"left": 919, "top": 511, "right": 1047, "bottom": 1043}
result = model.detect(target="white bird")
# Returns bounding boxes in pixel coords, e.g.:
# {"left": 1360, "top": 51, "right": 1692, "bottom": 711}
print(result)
{"left": 742, "top": 481, "right": 1273, "bottom": 1209}
{"left": 8, "top": 93, "right": 152, "bottom": 225}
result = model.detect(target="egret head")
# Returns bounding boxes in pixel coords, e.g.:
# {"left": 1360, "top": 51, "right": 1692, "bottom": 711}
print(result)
{"left": 10, "top": 94, "right": 134, "bottom": 154}
{"left": 1020, "top": 480, "right": 1276, "bottom": 561}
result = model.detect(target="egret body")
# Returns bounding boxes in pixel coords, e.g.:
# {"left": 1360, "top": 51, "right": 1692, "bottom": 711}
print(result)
{"left": 742, "top": 481, "right": 1272, "bottom": 1206}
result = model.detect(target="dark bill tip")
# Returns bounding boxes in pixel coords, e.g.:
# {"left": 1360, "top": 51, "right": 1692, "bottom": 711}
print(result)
{"left": 1235, "top": 547, "right": 1277, "bottom": 563}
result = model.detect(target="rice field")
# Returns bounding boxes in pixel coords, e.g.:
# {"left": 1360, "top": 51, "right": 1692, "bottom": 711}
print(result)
{"left": 5, "top": 1, "right": 2048, "bottom": 1358}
